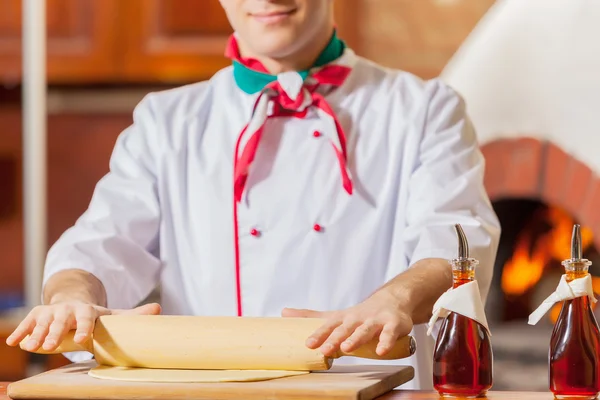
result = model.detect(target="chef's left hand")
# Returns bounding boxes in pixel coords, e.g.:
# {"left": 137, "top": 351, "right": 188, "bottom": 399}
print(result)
{"left": 281, "top": 290, "right": 413, "bottom": 357}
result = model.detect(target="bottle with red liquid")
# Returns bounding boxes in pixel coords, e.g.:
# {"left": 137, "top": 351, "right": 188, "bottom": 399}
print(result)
{"left": 549, "top": 224, "right": 600, "bottom": 399}
{"left": 432, "top": 224, "right": 493, "bottom": 398}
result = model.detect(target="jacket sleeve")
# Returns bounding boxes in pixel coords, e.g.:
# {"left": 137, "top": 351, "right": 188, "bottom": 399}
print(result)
{"left": 43, "top": 94, "right": 163, "bottom": 310}
{"left": 403, "top": 80, "right": 501, "bottom": 303}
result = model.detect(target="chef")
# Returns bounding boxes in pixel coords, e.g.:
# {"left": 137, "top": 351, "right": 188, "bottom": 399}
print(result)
{"left": 6, "top": 0, "right": 500, "bottom": 390}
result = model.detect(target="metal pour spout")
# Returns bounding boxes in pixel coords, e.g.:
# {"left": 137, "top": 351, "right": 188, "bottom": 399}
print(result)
{"left": 571, "top": 224, "right": 582, "bottom": 261}
{"left": 455, "top": 224, "right": 469, "bottom": 261}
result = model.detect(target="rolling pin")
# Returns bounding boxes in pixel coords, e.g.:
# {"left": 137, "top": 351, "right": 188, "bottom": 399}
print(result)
{"left": 22, "top": 315, "right": 416, "bottom": 371}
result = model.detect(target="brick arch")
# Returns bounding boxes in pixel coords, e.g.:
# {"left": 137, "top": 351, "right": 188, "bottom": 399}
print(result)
{"left": 481, "top": 138, "right": 600, "bottom": 250}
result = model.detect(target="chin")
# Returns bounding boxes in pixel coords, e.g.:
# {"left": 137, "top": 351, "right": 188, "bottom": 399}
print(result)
{"left": 245, "top": 30, "right": 301, "bottom": 59}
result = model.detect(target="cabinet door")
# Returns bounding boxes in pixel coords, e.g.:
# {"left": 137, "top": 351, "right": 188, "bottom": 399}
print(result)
{"left": 120, "top": 0, "right": 233, "bottom": 83}
{"left": 0, "top": 108, "right": 130, "bottom": 304}
{"left": 46, "top": 113, "right": 130, "bottom": 247}
{"left": 0, "top": 0, "right": 120, "bottom": 84}
{"left": 0, "top": 108, "right": 23, "bottom": 299}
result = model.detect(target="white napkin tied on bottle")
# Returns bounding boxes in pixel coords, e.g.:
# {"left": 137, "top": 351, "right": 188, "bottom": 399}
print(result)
{"left": 528, "top": 274, "right": 596, "bottom": 325}
{"left": 427, "top": 280, "right": 490, "bottom": 336}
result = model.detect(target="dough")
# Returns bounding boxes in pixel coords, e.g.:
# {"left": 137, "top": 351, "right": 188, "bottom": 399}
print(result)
{"left": 88, "top": 365, "right": 309, "bottom": 383}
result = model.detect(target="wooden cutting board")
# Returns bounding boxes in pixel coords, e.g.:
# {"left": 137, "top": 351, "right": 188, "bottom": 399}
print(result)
{"left": 7, "top": 361, "right": 414, "bottom": 400}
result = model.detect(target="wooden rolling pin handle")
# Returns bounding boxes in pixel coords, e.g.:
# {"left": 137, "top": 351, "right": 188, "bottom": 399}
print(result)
{"left": 334, "top": 335, "right": 416, "bottom": 360}
{"left": 20, "top": 330, "right": 92, "bottom": 354}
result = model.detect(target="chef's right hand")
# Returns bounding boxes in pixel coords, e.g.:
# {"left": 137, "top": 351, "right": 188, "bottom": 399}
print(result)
{"left": 5, "top": 301, "right": 161, "bottom": 352}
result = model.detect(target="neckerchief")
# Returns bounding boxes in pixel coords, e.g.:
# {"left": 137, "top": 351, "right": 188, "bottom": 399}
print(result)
{"left": 225, "top": 30, "right": 353, "bottom": 202}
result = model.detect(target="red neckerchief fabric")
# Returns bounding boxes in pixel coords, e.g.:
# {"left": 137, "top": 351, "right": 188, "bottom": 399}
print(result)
{"left": 225, "top": 35, "right": 354, "bottom": 203}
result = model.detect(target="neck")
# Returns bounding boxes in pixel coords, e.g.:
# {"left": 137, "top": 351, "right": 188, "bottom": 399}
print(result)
{"left": 238, "top": 25, "right": 336, "bottom": 74}
{"left": 451, "top": 260, "right": 475, "bottom": 288}
{"left": 452, "top": 275, "right": 473, "bottom": 288}
{"left": 563, "top": 260, "right": 590, "bottom": 282}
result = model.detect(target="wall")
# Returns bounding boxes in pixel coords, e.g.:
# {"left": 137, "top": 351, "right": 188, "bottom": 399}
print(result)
{"left": 356, "top": 0, "right": 496, "bottom": 78}
{"left": 440, "top": 0, "right": 600, "bottom": 239}
{"left": 442, "top": 0, "right": 600, "bottom": 175}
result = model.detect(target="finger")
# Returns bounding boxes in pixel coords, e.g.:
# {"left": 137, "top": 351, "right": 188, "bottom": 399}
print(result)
{"left": 42, "top": 312, "right": 74, "bottom": 351}
{"left": 134, "top": 302, "right": 162, "bottom": 315}
{"left": 305, "top": 319, "right": 342, "bottom": 350}
{"left": 340, "top": 320, "right": 381, "bottom": 353}
{"left": 377, "top": 322, "right": 406, "bottom": 356}
{"left": 73, "top": 307, "right": 96, "bottom": 343}
{"left": 24, "top": 316, "right": 54, "bottom": 351}
{"left": 5, "top": 317, "right": 36, "bottom": 346}
{"left": 318, "top": 320, "right": 362, "bottom": 356}
{"left": 113, "top": 302, "right": 162, "bottom": 316}
{"left": 281, "top": 308, "right": 328, "bottom": 318}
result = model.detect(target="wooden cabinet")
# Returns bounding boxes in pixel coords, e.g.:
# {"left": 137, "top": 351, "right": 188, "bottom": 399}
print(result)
{"left": 0, "top": 108, "right": 131, "bottom": 297}
{"left": 0, "top": 107, "right": 23, "bottom": 299}
{"left": 120, "top": 0, "right": 233, "bottom": 83}
{"left": 0, "top": 0, "right": 361, "bottom": 84}
{"left": 0, "top": 0, "right": 120, "bottom": 85}
{"left": 0, "top": 0, "right": 229, "bottom": 84}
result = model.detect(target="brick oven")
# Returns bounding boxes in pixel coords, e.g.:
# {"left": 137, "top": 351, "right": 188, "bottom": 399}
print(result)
{"left": 440, "top": 0, "right": 600, "bottom": 390}
{"left": 476, "top": 140, "right": 600, "bottom": 322}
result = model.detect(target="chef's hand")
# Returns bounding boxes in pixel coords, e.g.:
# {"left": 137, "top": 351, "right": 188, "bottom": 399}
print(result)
{"left": 5, "top": 301, "right": 161, "bottom": 352}
{"left": 281, "top": 290, "right": 413, "bottom": 357}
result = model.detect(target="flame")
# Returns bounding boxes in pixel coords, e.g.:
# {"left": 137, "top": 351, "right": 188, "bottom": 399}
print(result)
{"left": 501, "top": 207, "right": 593, "bottom": 296}
{"left": 546, "top": 207, "right": 594, "bottom": 261}
{"left": 501, "top": 233, "right": 547, "bottom": 296}
{"left": 500, "top": 206, "right": 597, "bottom": 323}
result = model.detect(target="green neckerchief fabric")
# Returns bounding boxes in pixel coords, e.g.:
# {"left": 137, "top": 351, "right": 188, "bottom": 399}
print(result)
{"left": 232, "top": 31, "right": 346, "bottom": 95}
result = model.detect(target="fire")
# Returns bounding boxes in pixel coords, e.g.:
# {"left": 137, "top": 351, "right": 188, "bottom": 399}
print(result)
{"left": 500, "top": 206, "right": 598, "bottom": 322}
{"left": 501, "top": 232, "right": 547, "bottom": 296}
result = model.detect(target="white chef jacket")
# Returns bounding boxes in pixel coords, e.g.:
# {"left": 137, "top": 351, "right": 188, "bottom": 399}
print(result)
{"left": 43, "top": 47, "right": 500, "bottom": 390}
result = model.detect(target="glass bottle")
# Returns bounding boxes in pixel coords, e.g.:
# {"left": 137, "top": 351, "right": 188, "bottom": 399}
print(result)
{"left": 549, "top": 224, "right": 600, "bottom": 399}
{"left": 432, "top": 224, "right": 493, "bottom": 398}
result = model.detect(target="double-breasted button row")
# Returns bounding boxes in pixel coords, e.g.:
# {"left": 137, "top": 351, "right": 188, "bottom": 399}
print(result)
{"left": 247, "top": 130, "right": 324, "bottom": 238}
{"left": 249, "top": 224, "right": 323, "bottom": 237}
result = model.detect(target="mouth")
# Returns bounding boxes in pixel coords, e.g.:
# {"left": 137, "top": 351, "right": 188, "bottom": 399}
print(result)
{"left": 250, "top": 8, "right": 297, "bottom": 24}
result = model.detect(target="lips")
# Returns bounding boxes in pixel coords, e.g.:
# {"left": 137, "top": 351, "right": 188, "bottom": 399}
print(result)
{"left": 250, "top": 8, "right": 297, "bottom": 24}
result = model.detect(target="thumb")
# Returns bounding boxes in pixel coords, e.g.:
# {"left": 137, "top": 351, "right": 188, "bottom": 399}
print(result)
{"left": 113, "top": 302, "right": 162, "bottom": 316}
{"left": 281, "top": 307, "right": 329, "bottom": 318}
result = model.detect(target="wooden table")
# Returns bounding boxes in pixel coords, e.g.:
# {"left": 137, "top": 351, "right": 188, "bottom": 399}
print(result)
{"left": 1, "top": 317, "right": 71, "bottom": 380}
{"left": 376, "top": 392, "right": 557, "bottom": 399}
{"left": 0, "top": 381, "right": 559, "bottom": 399}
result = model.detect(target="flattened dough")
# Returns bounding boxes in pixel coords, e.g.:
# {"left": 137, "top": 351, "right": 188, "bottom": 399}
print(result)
{"left": 88, "top": 365, "right": 309, "bottom": 383}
